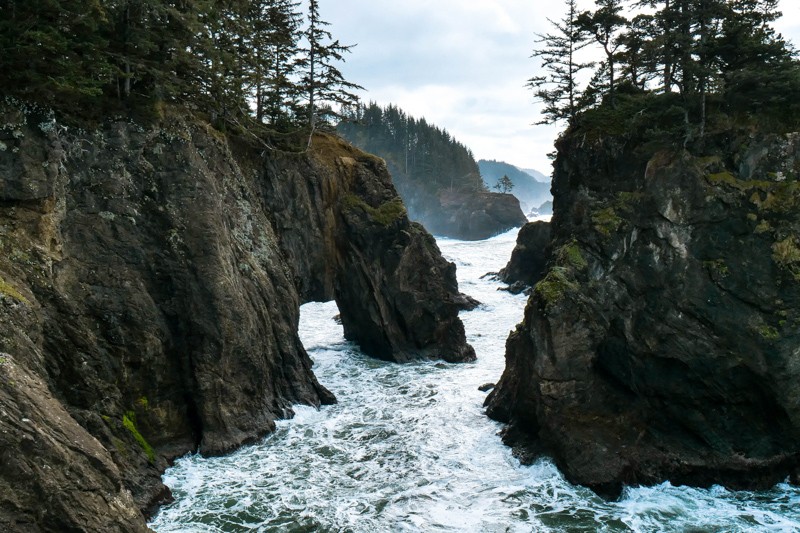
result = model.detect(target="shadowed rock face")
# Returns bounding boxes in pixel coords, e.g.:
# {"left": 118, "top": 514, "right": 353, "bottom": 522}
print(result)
{"left": 499, "top": 221, "right": 552, "bottom": 293}
{"left": 0, "top": 108, "right": 472, "bottom": 531}
{"left": 487, "top": 129, "right": 800, "bottom": 496}
{"left": 255, "top": 134, "right": 475, "bottom": 364}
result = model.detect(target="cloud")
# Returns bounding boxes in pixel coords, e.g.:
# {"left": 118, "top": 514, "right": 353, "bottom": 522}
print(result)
{"left": 320, "top": 0, "right": 800, "bottom": 175}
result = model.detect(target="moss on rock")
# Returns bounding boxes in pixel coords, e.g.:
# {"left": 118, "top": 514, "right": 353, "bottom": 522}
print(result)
{"left": 0, "top": 276, "right": 28, "bottom": 304}
{"left": 122, "top": 411, "right": 155, "bottom": 464}
{"left": 342, "top": 194, "right": 406, "bottom": 227}
{"left": 534, "top": 267, "right": 579, "bottom": 306}
{"left": 592, "top": 207, "right": 623, "bottom": 237}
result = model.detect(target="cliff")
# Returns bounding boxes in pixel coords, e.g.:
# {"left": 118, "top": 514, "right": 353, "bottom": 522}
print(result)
{"left": 0, "top": 103, "right": 473, "bottom": 531}
{"left": 487, "top": 127, "right": 800, "bottom": 496}
{"left": 498, "top": 221, "right": 551, "bottom": 294}
{"left": 402, "top": 187, "right": 528, "bottom": 241}
{"left": 337, "top": 103, "right": 528, "bottom": 240}
{"left": 478, "top": 159, "right": 552, "bottom": 213}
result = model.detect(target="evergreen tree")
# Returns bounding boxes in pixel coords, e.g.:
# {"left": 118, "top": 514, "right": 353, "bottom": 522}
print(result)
{"left": 0, "top": 0, "right": 112, "bottom": 108}
{"left": 298, "top": 0, "right": 363, "bottom": 128}
{"left": 618, "top": 13, "right": 659, "bottom": 89}
{"left": 247, "top": 0, "right": 303, "bottom": 126}
{"left": 494, "top": 175, "right": 515, "bottom": 194}
{"left": 338, "top": 102, "right": 483, "bottom": 194}
{"left": 527, "top": 0, "right": 593, "bottom": 124}
{"left": 577, "top": 0, "right": 628, "bottom": 107}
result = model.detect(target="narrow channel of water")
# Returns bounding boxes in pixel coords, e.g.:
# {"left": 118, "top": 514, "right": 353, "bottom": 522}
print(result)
{"left": 150, "top": 227, "right": 800, "bottom": 532}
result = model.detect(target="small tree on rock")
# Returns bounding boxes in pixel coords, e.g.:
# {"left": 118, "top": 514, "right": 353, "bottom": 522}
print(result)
{"left": 494, "top": 175, "right": 514, "bottom": 194}
{"left": 297, "top": 0, "right": 363, "bottom": 129}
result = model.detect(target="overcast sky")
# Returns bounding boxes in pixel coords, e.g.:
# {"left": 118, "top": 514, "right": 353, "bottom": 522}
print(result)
{"left": 320, "top": 1, "right": 800, "bottom": 176}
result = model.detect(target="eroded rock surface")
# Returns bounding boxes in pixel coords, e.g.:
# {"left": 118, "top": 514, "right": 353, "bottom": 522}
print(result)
{"left": 498, "top": 221, "right": 552, "bottom": 293}
{"left": 0, "top": 107, "right": 472, "bottom": 531}
{"left": 257, "top": 135, "right": 475, "bottom": 363}
{"left": 487, "top": 130, "right": 800, "bottom": 496}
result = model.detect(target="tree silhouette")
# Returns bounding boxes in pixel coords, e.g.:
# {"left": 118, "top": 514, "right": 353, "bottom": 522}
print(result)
{"left": 494, "top": 175, "right": 515, "bottom": 194}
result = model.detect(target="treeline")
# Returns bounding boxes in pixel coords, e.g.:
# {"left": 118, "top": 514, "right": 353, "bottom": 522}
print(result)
{"left": 533, "top": 0, "right": 800, "bottom": 133}
{"left": 338, "top": 102, "right": 484, "bottom": 194}
{"left": 0, "top": 0, "right": 360, "bottom": 128}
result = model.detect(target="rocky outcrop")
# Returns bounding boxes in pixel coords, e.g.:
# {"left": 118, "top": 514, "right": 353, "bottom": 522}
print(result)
{"left": 528, "top": 200, "right": 553, "bottom": 217}
{"left": 407, "top": 189, "right": 527, "bottom": 241}
{"left": 498, "top": 221, "right": 551, "bottom": 293}
{"left": 255, "top": 134, "right": 475, "bottom": 363}
{"left": 0, "top": 105, "right": 472, "bottom": 531}
{"left": 478, "top": 159, "right": 552, "bottom": 213}
{"left": 487, "top": 128, "right": 800, "bottom": 496}
{"left": 381, "top": 160, "right": 528, "bottom": 241}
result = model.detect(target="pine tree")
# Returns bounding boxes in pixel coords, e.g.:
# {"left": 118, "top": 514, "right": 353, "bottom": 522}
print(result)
{"left": 527, "top": 0, "right": 593, "bottom": 124}
{"left": 577, "top": 0, "right": 628, "bottom": 107}
{"left": 0, "top": 0, "right": 112, "bottom": 108}
{"left": 298, "top": 0, "right": 363, "bottom": 128}
{"left": 494, "top": 175, "right": 514, "bottom": 194}
{"left": 247, "top": 0, "right": 303, "bottom": 126}
{"left": 618, "top": 13, "right": 659, "bottom": 89}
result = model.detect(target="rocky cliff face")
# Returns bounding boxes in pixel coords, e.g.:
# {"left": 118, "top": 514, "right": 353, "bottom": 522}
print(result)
{"left": 0, "top": 105, "right": 472, "bottom": 531}
{"left": 487, "top": 129, "right": 800, "bottom": 496}
{"left": 498, "top": 221, "right": 551, "bottom": 294}
{"left": 389, "top": 169, "right": 529, "bottom": 240}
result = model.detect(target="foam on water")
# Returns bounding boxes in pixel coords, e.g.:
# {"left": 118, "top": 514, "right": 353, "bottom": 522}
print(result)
{"left": 150, "top": 224, "right": 800, "bottom": 532}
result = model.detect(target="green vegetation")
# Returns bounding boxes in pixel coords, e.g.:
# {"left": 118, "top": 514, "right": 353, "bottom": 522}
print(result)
{"left": 703, "top": 259, "right": 730, "bottom": 279}
{"left": 533, "top": 0, "right": 800, "bottom": 141}
{"left": 556, "top": 240, "right": 589, "bottom": 271}
{"left": 342, "top": 195, "right": 407, "bottom": 227}
{"left": 122, "top": 411, "right": 155, "bottom": 463}
{"left": 592, "top": 207, "right": 623, "bottom": 236}
{"left": 535, "top": 240, "right": 589, "bottom": 306}
{"left": 493, "top": 175, "right": 515, "bottom": 194}
{"left": 755, "top": 324, "right": 780, "bottom": 341}
{"left": 0, "top": 0, "right": 360, "bottom": 131}
{"left": 337, "top": 103, "right": 484, "bottom": 196}
{"left": 0, "top": 276, "right": 28, "bottom": 304}
{"left": 534, "top": 267, "right": 579, "bottom": 306}
{"left": 772, "top": 237, "right": 800, "bottom": 280}
{"left": 705, "top": 168, "right": 800, "bottom": 215}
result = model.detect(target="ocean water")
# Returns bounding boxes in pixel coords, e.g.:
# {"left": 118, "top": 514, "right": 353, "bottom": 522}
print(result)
{"left": 150, "top": 226, "right": 800, "bottom": 532}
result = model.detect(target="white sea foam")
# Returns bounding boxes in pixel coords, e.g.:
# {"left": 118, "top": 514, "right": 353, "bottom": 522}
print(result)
{"left": 150, "top": 228, "right": 800, "bottom": 532}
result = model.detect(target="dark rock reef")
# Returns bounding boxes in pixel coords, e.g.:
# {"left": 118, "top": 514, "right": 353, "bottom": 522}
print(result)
{"left": 487, "top": 129, "right": 800, "bottom": 496}
{"left": 498, "top": 221, "right": 552, "bottom": 294}
{"left": 0, "top": 105, "right": 472, "bottom": 531}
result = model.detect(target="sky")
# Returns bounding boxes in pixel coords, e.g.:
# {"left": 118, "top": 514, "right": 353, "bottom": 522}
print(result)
{"left": 319, "top": 0, "right": 800, "bottom": 177}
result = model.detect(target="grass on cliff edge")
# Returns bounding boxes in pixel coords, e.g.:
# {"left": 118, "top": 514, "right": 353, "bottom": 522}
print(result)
{"left": 342, "top": 194, "right": 407, "bottom": 227}
{"left": 0, "top": 276, "right": 28, "bottom": 304}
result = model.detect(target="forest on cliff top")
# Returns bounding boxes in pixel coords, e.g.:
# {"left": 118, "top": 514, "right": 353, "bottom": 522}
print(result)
{"left": 533, "top": 0, "right": 800, "bottom": 146}
{"left": 337, "top": 102, "right": 485, "bottom": 197}
{"left": 0, "top": 0, "right": 360, "bottom": 133}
